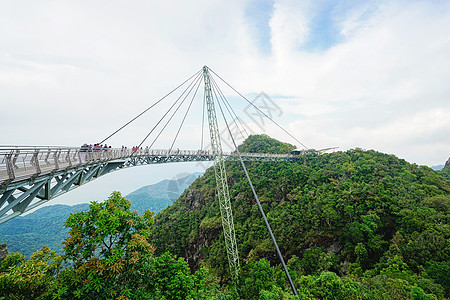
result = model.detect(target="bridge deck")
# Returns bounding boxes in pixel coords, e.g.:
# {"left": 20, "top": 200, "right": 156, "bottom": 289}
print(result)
{"left": 0, "top": 147, "right": 295, "bottom": 185}
{"left": 0, "top": 147, "right": 297, "bottom": 224}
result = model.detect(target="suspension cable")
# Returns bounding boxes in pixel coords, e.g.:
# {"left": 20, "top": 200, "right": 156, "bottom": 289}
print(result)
{"left": 210, "top": 75, "right": 249, "bottom": 138}
{"left": 201, "top": 91, "right": 206, "bottom": 150}
{"left": 210, "top": 76, "right": 247, "bottom": 141}
{"left": 169, "top": 75, "right": 202, "bottom": 152}
{"left": 99, "top": 69, "right": 202, "bottom": 145}
{"left": 210, "top": 81, "right": 246, "bottom": 147}
{"left": 211, "top": 82, "right": 298, "bottom": 296}
{"left": 131, "top": 71, "right": 202, "bottom": 155}
{"left": 209, "top": 68, "right": 308, "bottom": 150}
{"left": 145, "top": 73, "right": 203, "bottom": 152}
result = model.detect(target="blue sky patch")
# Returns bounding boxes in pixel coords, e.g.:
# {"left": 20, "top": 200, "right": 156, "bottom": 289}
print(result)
{"left": 245, "top": 0, "right": 274, "bottom": 54}
{"left": 301, "top": 1, "right": 343, "bottom": 52}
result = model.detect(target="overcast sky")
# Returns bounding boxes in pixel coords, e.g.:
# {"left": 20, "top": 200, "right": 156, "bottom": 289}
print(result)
{"left": 1, "top": 0, "right": 449, "bottom": 205}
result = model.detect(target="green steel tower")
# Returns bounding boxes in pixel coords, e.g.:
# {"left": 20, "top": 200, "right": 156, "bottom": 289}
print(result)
{"left": 203, "top": 66, "right": 240, "bottom": 279}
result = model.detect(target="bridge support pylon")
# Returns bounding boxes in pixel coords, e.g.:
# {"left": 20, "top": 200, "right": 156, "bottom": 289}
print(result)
{"left": 203, "top": 66, "right": 240, "bottom": 280}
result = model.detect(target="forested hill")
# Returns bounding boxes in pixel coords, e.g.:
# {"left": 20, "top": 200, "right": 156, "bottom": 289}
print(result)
{"left": 0, "top": 173, "right": 202, "bottom": 257}
{"left": 151, "top": 135, "right": 450, "bottom": 298}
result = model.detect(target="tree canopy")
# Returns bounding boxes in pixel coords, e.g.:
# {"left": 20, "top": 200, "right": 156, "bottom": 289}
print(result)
{"left": 0, "top": 192, "right": 217, "bottom": 299}
{"left": 1, "top": 135, "right": 449, "bottom": 299}
{"left": 237, "top": 134, "right": 296, "bottom": 154}
{"left": 151, "top": 135, "right": 450, "bottom": 299}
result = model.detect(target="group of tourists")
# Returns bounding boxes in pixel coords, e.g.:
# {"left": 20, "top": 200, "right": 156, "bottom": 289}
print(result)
{"left": 78, "top": 143, "right": 215, "bottom": 164}
{"left": 130, "top": 146, "right": 143, "bottom": 154}
{"left": 80, "top": 143, "right": 112, "bottom": 153}
{"left": 79, "top": 143, "right": 114, "bottom": 163}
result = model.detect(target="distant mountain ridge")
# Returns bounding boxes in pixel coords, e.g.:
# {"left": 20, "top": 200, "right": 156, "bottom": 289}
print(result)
{"left": 128, "top": 172, "right": 203, "bottom": 214}
{"left": 0, "top": 172, "right": 202, "bottom": 257}
{"left": 431, "top": 164, "right": 444, "bottom": 171}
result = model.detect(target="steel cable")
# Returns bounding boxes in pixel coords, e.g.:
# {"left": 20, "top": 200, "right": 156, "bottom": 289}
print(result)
{"left": 211, "top": 81, "right": 298, "bottom": 296}
{"left": 209, "top": 68, "right": 308, "bottom": 150}
{"left": 131, "top": 71, "right": 203, "bottom": 156}
{"left": 99, "top": 69, "right": 202, "bottom": 145}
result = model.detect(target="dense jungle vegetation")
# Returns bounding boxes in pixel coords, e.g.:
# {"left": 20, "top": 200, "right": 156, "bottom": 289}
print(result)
{"left": 152, "top": 135, "right": 450, "bottom": 299}
{"left": 0, "top": 135, "right": 449, "bottom": 299}
{"left": 0, "top": 173, "right": 200, "bottom": 258}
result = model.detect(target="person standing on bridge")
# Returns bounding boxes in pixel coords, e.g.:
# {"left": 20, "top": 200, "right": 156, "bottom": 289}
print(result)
{"left": 80, "top": 143, "right": 88, "bottom": 163}
{"left": 87, "top": 144, "right": 93, "bottom": 161}
{"left": 105, "top": 145, "right": 112, "bottom": 158}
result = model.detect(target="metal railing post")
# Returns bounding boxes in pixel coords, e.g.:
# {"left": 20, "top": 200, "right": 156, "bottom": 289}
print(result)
{"left": 54, "top": 149, "right": 60, "bottom": 170}
{"left": 67, "top": 149, "right": 72, "bottom": 167}
{"left": 33, "top": 149, "right": 41, "bottom": 174}
{"left": 5, "top": 153, "right": 15, "bottom": 180}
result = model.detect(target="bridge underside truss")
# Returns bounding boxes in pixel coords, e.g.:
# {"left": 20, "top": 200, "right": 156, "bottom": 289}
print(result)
{"left": 0, "top": 148, "right": 296, "bottom": 224}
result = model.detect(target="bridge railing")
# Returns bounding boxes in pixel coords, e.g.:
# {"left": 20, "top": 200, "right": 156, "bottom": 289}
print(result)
{"left": 0, "top": 146, "right": 295, "bottom": 183}
{"left": 0, "top": 146, "right": 130, "bottom": 182}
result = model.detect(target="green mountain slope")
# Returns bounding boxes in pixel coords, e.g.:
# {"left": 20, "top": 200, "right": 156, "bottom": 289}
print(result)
{"left": 151, "top": 135, "right": 450, "bottom": 297}
{"left": 0, "top": 172, "right": 202, "bottom": 257}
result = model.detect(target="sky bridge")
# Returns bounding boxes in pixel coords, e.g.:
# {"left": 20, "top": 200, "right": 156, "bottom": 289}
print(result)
{"left": 0, "top": 66, "right": 304, "bottom": 293}
{"left": 0, "top": 146, "right": 297, "bottom": 224}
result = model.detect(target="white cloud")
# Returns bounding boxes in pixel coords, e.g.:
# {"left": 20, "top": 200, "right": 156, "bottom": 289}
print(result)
{"left": 269, "top": 0, "right": 309, "bottom": 60}
{"left": 344, "top": 108, "right": 450, "bottom": 164}
{"left": 0, "top": 0, "right": 448, "bottom": 167}
{"left": 350, "top": 108, "right": 450, "bottom": 144}
{"left": 288, "top": 118, "right": 343, "bottom": 150}
{"left": 262, "top": 0, "right": 450, "bottom": 165}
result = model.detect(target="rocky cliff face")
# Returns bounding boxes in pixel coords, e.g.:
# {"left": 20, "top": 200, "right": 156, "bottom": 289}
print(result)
{"left": 0, "top": 244, "right": 8, "bottom": 260}
{"left": 180, "top": 187, "right": 220, "bottom": 270}
{"left": 151, "top": 168, "right": 226, "bottom": 272}
{"left": 442, "top": 157, "right": 450, "bottom": 180}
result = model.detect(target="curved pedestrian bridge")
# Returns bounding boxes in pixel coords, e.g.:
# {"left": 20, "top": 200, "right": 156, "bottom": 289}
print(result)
{"left": 0, "top": 146, "right": 297, "bottom": 224}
